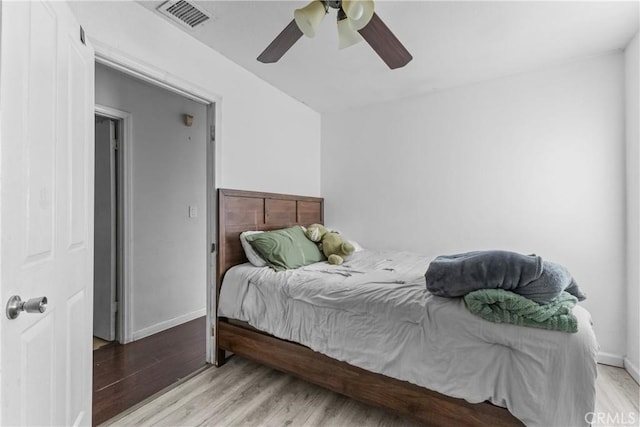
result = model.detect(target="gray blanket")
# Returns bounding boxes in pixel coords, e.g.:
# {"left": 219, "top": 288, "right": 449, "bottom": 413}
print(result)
{"left": 425, "top": 250, "right": 586, "bottom": 304}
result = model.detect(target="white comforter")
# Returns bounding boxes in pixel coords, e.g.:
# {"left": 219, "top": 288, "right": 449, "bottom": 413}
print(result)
{"left": 218, "top": 250, "right": 598, "bottom": 426}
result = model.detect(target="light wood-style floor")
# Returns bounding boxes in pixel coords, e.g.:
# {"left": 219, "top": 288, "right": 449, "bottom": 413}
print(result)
{"left": 93, "top": 336, "right": 112, "bottom": 351}
{"left": 104, "top": 357, "right": 639, "bottom": 426}
{"left": 594, "top": 365, "right": 640, "bottom": 426}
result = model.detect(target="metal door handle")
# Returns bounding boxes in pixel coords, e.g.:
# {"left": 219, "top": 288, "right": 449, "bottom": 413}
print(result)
{"left": 6, "top": 295, "right": 47, "bottom": 319}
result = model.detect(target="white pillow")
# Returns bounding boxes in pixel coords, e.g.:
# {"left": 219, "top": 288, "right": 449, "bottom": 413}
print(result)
{"left": 350, "top": 240, "right": 364, "bottom": 252}
{"left": 239, "top": 231, "right": 267, "bottom": 267}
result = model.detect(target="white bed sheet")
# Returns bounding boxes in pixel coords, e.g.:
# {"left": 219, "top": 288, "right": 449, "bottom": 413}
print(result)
{"left": 218, "top": 250, "right": 598, "bottom": 426}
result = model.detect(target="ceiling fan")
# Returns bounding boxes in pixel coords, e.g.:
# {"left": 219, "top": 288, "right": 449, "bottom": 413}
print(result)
{"left": 257, "top": 0, "right": 412, "bottom": 70}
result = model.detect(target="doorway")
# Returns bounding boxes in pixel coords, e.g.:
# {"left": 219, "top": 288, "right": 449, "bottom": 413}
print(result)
{"left": 94, "top": 115, "right": 119, "bottom": 348}
{"left": 92, "top": 62, "right": 215, "bottom": 425}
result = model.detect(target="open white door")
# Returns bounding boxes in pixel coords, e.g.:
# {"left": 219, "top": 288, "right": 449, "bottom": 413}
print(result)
{"left": 93, "top": 117, "right": 117, "bottom": 342}
{"left": 0, "top": 1, "right": 95, "bottom": 425}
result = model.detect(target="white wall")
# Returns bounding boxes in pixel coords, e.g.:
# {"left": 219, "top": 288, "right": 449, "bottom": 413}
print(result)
{"left": 69, "top": 1, "right": 321, "bottom": 197}
{"left": 96, "top": 64, "right": 208, "bottom": 338}
{"left": 625, "top": 32, "right": 640, "bottom": 383}
{"left": 322, "top": 53, "right": 627, "bottom": 361}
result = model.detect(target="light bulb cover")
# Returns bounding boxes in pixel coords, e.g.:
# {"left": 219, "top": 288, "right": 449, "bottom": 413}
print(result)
{"left": 337, "top": 11, "right": 362, "bottom": 49}
{"left": 341, "top": 0, "right": 374, "bottom": 30}
{"left": 294, "top": 1, "right": 327, "bottom": 38}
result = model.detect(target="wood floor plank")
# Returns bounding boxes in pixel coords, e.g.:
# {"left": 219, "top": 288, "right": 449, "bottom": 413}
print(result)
{"left": 94, "top": 319, "right": 204, "bottom": 390}
{"left": 224, "top": 374, "right": 299, "bottom": 426}
{"left": 259, "top": 374, "right": 336, "bottom": 426}
{"left": 105, "top": 357, "right": 640, "bottom": 427}
{"left": 94, "top": 349, "right": 204, "bottom": 417}
{"left": 136, "top": 363, "right": 277, "bottom": 427}
{"left": 113, "top": 357, "right": 267, "bottom": 426}
{"left": 93, "top": 317, "right": 206, "bottom": 426}
{"left": 195, "top": 369, "right": 290, "bottom": 425}
{"left": 593, "top": 364, "right": 640, "bottom": 427}
{"left": 338, "top": 395, "right": 421, "bottom": 427}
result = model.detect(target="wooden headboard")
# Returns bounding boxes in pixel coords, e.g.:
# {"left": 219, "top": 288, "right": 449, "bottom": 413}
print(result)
{"left": 216, "top": 188, "right": 324, "bottom": 296}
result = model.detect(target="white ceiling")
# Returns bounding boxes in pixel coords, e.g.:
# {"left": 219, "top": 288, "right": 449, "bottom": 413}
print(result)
{"left": 139, "top": 1, "right": 639, "bottom": 112}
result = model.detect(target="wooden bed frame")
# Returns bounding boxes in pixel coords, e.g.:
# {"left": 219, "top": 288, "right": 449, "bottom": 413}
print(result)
{"left": 214, "top": 188, "right": 522, "bottom": 426}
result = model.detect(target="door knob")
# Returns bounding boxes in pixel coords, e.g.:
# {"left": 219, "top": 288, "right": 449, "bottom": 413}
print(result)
{"left": 6, "top": 295, "right": 48, "bottom": 320}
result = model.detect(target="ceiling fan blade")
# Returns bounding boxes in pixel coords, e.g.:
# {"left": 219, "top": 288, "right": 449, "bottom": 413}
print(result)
{"left": 257, "top": 19, "right": 304, "bottom": 63}
{"left": 358, "top": 13, "right": 413, "bottom": 69}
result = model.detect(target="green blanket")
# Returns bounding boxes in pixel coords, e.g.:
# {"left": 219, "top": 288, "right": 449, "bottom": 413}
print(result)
{"left": 464, "top": 289, "right": 578, "bottom": 333}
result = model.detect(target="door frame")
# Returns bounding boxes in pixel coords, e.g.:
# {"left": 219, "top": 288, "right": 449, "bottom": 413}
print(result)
{"left": 94, "top": 106, "right": 133, "bottom": 343}
{"left": 94, "top": 46, "right": 220, "bottom": 362}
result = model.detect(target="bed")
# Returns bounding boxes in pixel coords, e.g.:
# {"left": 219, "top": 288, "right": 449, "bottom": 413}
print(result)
{"left": 213, "top": 188, "right": 598, "bottom": 426}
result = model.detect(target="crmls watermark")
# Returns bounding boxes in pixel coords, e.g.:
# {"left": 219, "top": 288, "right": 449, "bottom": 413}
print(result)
{"left": 584, "top": 411, "right": 638, "bottom": 425}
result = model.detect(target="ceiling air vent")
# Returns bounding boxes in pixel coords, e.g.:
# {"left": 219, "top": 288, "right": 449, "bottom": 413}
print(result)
{"left": 157, "top": 0, "right": 212, "bottom": 30}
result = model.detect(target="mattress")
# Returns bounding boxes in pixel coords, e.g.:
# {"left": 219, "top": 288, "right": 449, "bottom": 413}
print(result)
{"left": 218, "top": 250, "right": 598, "bottom": 426}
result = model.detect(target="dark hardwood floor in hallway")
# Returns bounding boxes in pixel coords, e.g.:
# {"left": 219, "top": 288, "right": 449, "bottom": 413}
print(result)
{"left": 92, "top": 316, "right": 207, "bottom": 426}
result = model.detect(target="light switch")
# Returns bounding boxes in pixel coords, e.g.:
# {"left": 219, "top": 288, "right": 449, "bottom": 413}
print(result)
{"left": 189, "top": 205, "right": 198, "bottom": 218}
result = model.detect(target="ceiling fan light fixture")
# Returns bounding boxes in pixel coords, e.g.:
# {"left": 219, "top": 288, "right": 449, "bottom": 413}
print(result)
{"left": 294, "top": 1, "right": 328, "bottom": 38}
{"left": 337, "top": 9, "right": 362, "bottom": 49}
{"left": 258, "top": 0, "right": 412, "bottom": 69}
{"left": 341, "top": 0, "right": 374, "bottom": 30}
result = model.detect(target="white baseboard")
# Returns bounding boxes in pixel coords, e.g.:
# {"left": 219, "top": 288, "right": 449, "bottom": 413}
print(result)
{"left": 132, "top": 308, "right": 206, "bottom": 341}
{"left": 597, "top": 352, "right": 624, "bottom": 367}
{"left": 624, "top": 357, "right": 640, "bottom": 385}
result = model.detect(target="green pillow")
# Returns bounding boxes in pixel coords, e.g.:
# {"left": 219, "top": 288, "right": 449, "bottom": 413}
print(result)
{"left": 245, "top": 226, "right": 325, "bottom": 271}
